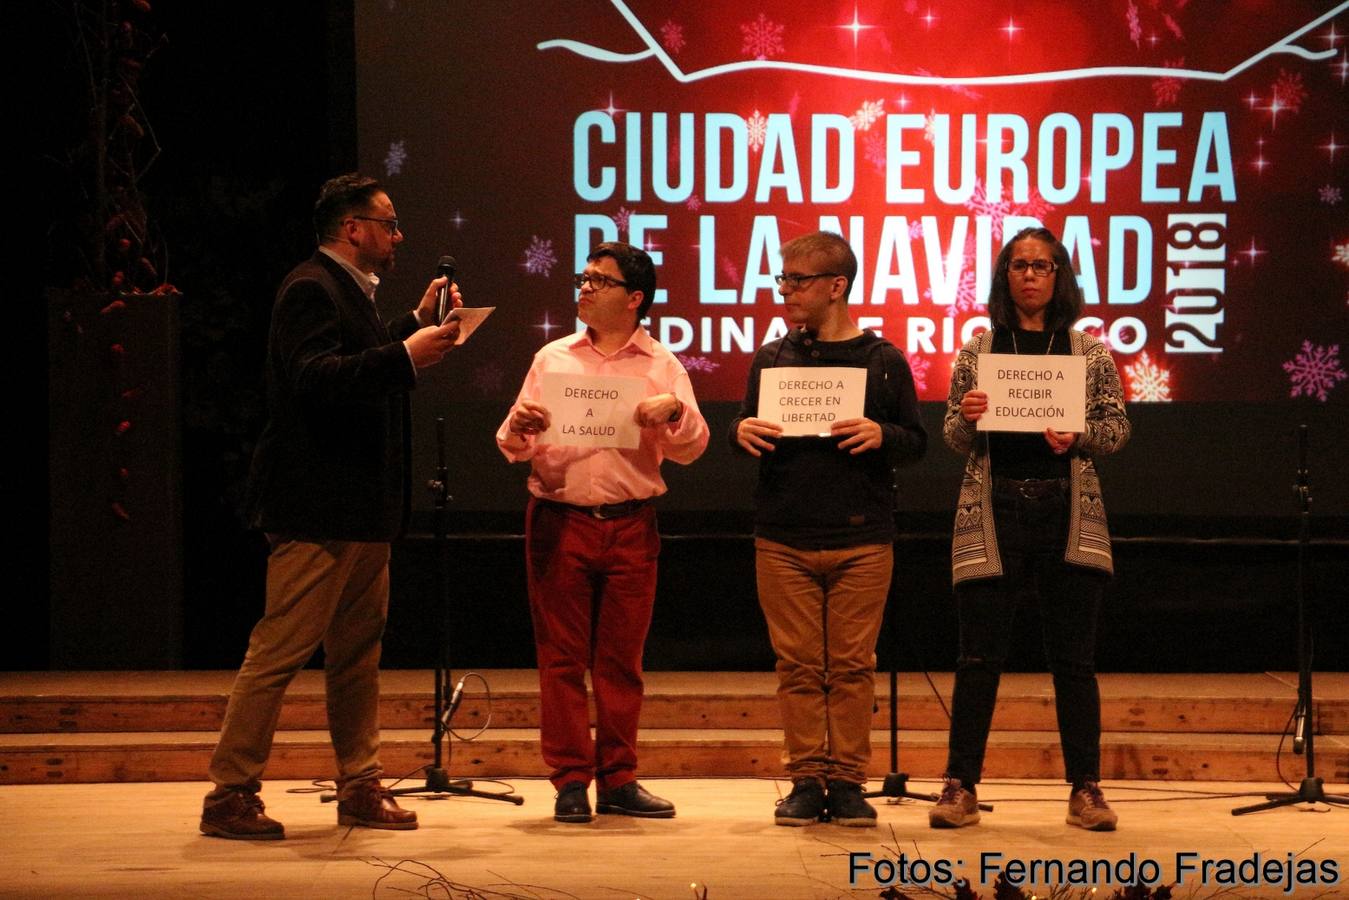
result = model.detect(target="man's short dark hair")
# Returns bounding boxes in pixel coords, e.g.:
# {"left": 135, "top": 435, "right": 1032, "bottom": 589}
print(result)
{"left": 588, "top": 241, "right": 657, "bottom": 321}
{"left": 779, "top": 231, "right": 859, "bottom": 299}
{"left": 987, "top": 226, "right": 1083, "bottom": 333}
{"left": 313, "top": 173, "right": 385, "bottom": 243}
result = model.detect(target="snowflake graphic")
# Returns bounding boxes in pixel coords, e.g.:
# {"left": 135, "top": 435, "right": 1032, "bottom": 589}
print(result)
{"left": 936, "top": 268, "right": 982, "bottom": 319}
{"left": 908, "top": 218, "right": 925, "bottom": 240}
{"left": 1152, "top": 77, "right": 1182, "bottom": 106}
{"left": 614, "top": 206, "right": 633, "bottom": 235}
{"left": 1152, "top": 59, "right": 1185, "bottom": 107}
{"left": 924, "top": 111, "right": 941, "bottom": 143}
{"left": 1124, "top": 351, "right": 1173, "bottom": 402}
{"left": 747, "top": 109, "right": 768, "bottom": 152}
{"left": 849, "top": 99, "right": 885, "bottom": 132}
{"left": 1128, "top": 1, "right": 1186, "bottom": 47}
{"left": 660, "top": 19, "right": 686, "bottom": 55}
{"left": 1272, "top": 69, "right": 1308, "bottom": 113}
{"left": 384, "top": 140, "right": 408, "bottom": 177}
{"left": 686, "top": 195, "right": 702, "bottom": 211}
{"left": 1282, "top": 341, "right": 1346, "bottom": 402}
{"left": 521, "top": 236, "right": 557, "bottom": 276}
{"left": 677, "top": 354, "right": 721, "bottom": 374}
{"left": 964, "top": 179, "right": 1013, "bottom": 239}
{"left": 1319, "top": 185, "right": 1342, "bottom": 205}
{"left": 1126, "top": 0, "right": 1142, "bottom": 46}
{"left": 1334, "top": 242, "right": 1349, "bottom": 268}
{"left": 1015, "top": 188, "right": 1056, "bottom": 223}
{"left": 864, "top": 132, "right": 887, "bottom": 173}
{"left": 907, "top": 354, "right": 931, "bottom": 394}
{"left": 740, "top": 12, "right": 785, "bottom": 60}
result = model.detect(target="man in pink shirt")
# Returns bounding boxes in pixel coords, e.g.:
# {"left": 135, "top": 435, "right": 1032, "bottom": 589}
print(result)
{"left": 497, "top": 241, "right": 709, "bottom": 823}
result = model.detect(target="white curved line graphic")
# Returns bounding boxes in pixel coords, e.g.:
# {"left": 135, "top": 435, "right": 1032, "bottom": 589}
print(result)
{"left": 539, "top": 0, "right": 1346, "bottom": 86}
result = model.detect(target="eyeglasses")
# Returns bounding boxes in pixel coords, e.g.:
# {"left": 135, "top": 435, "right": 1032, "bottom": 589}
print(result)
{"left": 351, "top": 215, "right": 400, "bottom": 234}
{"left": 1008, "top": 259, "right": 1058, "bottom": 276}
{"left": 573, "top": 272, "right": 629, "bottom": 291}
{"left": 773, "top": 272, "right": 840, "bottom": 288}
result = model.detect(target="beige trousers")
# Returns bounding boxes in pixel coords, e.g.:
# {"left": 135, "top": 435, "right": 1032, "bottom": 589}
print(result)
{"left": 208, "top": 539, "right": 389, "bottom": 797}
{"left": 755, "top": 538, "right": 892, "bottom": 784}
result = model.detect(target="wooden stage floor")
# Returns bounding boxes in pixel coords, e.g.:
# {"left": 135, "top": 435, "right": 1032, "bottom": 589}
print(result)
{"left": 2, "top": 777, "right": 1346, "bottom": 898}
{"left": 2, "top": 671, "right": 1346, "bottom": 896}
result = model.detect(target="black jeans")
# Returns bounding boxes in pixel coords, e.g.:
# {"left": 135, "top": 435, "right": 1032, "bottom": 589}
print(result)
{"left": 944, "top": 478, "right": 1105, "bottom": 787}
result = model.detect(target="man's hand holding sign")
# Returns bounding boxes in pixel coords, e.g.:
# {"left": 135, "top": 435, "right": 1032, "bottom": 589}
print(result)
{"left": 738, "top": 366, "right": 881, "bottom": 456}
{"left": 528, "top": 372, "right": 684, "bottom": 450}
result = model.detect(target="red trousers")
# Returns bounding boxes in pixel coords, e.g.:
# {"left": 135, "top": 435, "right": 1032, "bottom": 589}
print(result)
{"left": 525, "top": 498, "right": 659, "bottom": 790}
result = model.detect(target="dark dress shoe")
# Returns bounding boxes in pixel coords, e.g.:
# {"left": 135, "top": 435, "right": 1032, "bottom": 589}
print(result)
{"left": 596, "top": 781, "right": 675, "bottom": 818}
{"left": 200, "top": 788, "right": 285, "bottom": 840}
{"left": 554, "top": 781, "right": 593, "bottom": 823}
{"left": 337, "top": 781, "right": 418, "bottom": 830}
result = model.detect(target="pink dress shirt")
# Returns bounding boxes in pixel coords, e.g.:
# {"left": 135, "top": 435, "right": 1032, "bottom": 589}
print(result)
{"left": 496, "top": 328, "right": 709, "bottom": 505}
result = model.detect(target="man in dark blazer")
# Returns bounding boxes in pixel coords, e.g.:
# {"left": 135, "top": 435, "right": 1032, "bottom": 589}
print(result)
{"left": 200, "top": 173, "right": 462, "bottom": 840}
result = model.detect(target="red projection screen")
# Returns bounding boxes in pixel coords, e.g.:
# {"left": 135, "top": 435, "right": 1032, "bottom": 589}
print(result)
{"left": 357, "top": 1, "right": 1347, "bottom": 408}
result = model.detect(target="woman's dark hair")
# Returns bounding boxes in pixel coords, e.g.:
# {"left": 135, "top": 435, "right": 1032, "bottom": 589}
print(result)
{"left": 987, "top": 226, "right": 1083, "bottom": 332}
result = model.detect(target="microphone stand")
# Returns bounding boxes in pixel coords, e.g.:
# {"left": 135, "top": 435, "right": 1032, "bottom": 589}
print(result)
{"left": 864, "top": 472, "right": 993, "bottom": 814}
{"left": 387, "top": 416, "right": 523, "bottom": 806}
{"left": 1232, "top": 425, "right": 1347, "bottom": 816}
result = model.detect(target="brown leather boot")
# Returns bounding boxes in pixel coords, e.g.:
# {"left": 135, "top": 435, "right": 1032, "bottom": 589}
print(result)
{"left": 337, "top": 781, "right": 418, "bottom": 830}
{"left": 200, "top": 787, "right": 285, "bottom": 840}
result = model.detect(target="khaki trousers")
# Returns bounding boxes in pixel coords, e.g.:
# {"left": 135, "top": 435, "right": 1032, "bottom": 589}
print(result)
{"left": 755, "top": 538, "right": 892, "bottom": 784}
{"left": 208, "top": 539, "right": 389, "bottom": 797}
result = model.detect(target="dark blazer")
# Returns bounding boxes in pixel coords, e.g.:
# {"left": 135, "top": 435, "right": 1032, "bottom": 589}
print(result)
{"left": 246, "top": 251, "right": 420, "bottom": 541}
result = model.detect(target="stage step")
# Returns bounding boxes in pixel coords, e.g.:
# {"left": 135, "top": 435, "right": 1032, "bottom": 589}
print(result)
{"left": 4, "top": 728, "right": 1344, "bottom": 786}
{"left": 4, "top": 670, "right": 1342, "bottom": 733}
{"left": 1, "top": 671, "right": 1345, "bottom": 785}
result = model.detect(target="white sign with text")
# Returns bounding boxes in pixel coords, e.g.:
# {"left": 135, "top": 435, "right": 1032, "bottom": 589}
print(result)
{"left": 976, "top": 353, "right": 1086, "bottom": 433}
{"left": 758, "top": 367, "right": 867, "bottom": 437}
{"left": 539, "top": 371, "right": 646, "bottom": 449}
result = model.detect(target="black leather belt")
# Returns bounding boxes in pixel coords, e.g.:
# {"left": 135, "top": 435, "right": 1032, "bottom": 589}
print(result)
{"left": 541, "top": 497, "right": 652, "bottom": 520}
{"left": 994, "top": 477, "right": 1068, "bottom": 500}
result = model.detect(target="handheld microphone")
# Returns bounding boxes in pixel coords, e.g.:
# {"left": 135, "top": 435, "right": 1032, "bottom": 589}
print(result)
{"left": 435, "top": 255, "right": 457, "bottom": 325}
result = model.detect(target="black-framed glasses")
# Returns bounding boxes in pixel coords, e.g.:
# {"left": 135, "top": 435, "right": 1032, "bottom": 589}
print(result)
{"left": 573, "top": 272, "right": 629, "bottom": 291}
{"left": 1008, "top": 259, "right": 1057, "bottom": 276}
{"left": 773, "top": 272, "right": 840, "bottom": 288}
{"left": 351, "top": 215, "right": 400, "bottom": 234}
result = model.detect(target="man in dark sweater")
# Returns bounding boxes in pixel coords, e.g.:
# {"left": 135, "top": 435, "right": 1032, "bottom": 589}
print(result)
{"left": 730, "top": 231, "right": 926, "bottom": 827}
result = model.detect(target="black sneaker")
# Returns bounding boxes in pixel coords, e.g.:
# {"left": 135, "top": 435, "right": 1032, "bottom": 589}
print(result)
{"left": 596, "top": 781, "right": 675, "bottom": 818}
{"left": 826, "top": 780, "right": 877, "bottom": 827}
{"left": 553, "top": 781, "right": 592, "bottom": 823}
{"left": 774, "top": 778, "right": 825, "bottom": 826}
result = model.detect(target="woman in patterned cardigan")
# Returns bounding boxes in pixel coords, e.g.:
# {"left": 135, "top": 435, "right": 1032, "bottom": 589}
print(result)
{"left": 928, "top": 227, "right": 1131, "bottom": 833}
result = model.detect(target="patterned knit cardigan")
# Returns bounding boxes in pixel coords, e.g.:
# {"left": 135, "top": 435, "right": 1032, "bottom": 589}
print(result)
{"left": 944, "top": 328, "right": 1131, "bottom": 587}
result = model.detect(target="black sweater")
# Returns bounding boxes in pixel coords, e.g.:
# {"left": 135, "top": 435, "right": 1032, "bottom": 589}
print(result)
{"left": 729, "top": 328, "right": 927, "bottom": 549}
